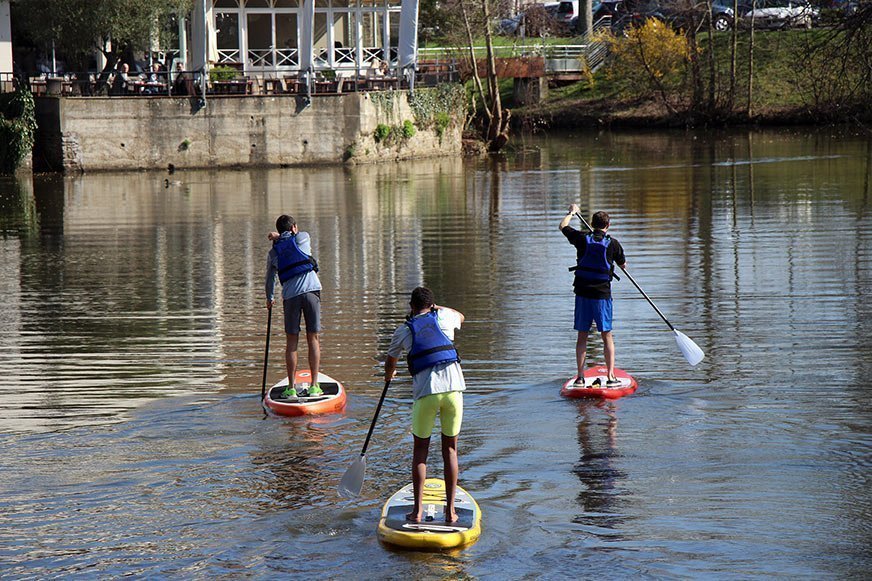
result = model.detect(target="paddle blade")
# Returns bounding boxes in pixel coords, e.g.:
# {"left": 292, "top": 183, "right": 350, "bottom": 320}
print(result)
{"left": 338, "top": 455, "right": 366, "bottom": 498}
{"left": 674, "top": 330, "right": 705, "bottom": 366}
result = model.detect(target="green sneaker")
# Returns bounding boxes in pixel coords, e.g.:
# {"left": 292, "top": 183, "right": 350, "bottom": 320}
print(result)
{"left": 307, "top": 383, "right": 323, "bottom": 396}
{"left": 281, "top": 385, "right": 298, "bottom": 398}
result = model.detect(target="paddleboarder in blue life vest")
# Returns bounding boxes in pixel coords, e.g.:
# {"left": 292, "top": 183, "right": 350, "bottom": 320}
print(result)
{"left": 384, "top": 287, "right": 466, "bottom": 524}
{"left": 560, "top": 206, "right": 627, "bottom": 387}
{"left": 265, "top": 215, "right": 323, "bottom": 398}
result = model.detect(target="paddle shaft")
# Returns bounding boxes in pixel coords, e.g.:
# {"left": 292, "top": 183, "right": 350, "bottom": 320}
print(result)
{"left": 574, "top": 212, "right": 676, "bottom": 332}
{"left": 260, "top": 305, "right": 273, "bottom": 401}
{"left": 359, "top": 379, "right": 392, "bottom": 457}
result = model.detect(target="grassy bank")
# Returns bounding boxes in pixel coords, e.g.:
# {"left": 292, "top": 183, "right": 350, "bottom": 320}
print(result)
{"left": 509, "top": 27, "right": 871, "bottom": 128}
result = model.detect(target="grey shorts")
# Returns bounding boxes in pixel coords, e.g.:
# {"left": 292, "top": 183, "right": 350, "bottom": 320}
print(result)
{"left": 283, "top": 291, "right": 321, "bottom": 334}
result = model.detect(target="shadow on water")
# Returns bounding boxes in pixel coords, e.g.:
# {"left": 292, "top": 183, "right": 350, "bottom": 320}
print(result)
{"left": 572, "top": 401, "right": 627, "bottom": 538}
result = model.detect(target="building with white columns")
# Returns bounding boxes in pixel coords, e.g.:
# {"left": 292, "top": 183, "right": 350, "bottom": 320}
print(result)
{"left": 191, "top": 0, "right": 419, "bottom": 77}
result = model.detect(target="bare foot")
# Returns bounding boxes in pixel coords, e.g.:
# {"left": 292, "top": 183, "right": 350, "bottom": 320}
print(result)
{"left": 444, "top": 510, "right": 459, "bottom": 523}
{"left": 405, "top": 511, "right": 421, "bottom": 523}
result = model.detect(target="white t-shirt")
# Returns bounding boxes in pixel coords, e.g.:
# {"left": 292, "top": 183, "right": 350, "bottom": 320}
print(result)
{"left": 387, "top": 308, "right": 466, "bottom": 401}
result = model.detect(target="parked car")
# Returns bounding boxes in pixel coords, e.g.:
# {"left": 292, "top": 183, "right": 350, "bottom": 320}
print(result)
{"left": 711, "top": 0, "right": 754, "bottom": 30}
{"left": 496, "top": 2, "right": 561, "bottom": 36}
{"left": 742, "top": 0, "right": 818, "bottom": 28}
{"left": 568, "top": 0, "right": 625, "bottom": 33}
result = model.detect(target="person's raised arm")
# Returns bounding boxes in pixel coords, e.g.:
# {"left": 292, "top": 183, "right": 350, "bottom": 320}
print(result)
{"left": 384, "top": 355, "right": 398, "bottom": 380}
{"left": 434, "top": 304, "right": 465, "bottom": 325}
{"left": 559, "top": 204, "right": 580, "bottom": 231}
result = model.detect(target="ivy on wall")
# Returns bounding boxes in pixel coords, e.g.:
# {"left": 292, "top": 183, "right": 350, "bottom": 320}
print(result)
{"left": 0, "top": 86, "right": 38, "bottom": 174}
{"left": 407, "top": 85, "right": 467, "bottom": 131}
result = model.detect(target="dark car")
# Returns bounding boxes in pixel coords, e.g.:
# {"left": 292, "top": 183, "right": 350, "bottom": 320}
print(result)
{"left": 711, "top": 0, "right": 754, "bottom": 30}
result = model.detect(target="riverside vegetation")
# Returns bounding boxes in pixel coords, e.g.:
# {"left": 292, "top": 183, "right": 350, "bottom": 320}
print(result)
{"left": 509, "top": 8, "right": 872, "bottom": 128}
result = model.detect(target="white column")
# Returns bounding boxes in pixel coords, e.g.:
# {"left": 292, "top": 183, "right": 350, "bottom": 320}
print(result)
{"left": 178, "top": 16, "right": 188, "bottom": 69}
{"left": 191, "top": 0, "right": 208, "bottom": 71}
{"left": 299, "top": 0, "right": 315, "bottom": 75}
{"left": 397, "top": 0, "right": 418, "bottom": 79}
{"left": 0, "top": 0, "right": 11, "bottom": 77}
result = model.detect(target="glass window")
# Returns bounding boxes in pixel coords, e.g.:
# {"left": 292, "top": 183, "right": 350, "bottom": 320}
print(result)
{"left": 274, "top": 0, "right": 299, "bottom": 6}
{"left": 214, "top": 0, "right": 239, "bottom": 7}
{"left": 216, "top": 12, "right": 240, "bottom": 50}
{"left": 361, "top": 10, "right": 383, "bottom": 46}
{"left": 276, "top": 14, "right": 299, "bottom": 49}
{"left": 247, "top": 13, "right": 274, "bottom": 67}
{"left": 245, "top": 0, "right": 271, "bottom": 7}
{"left": 314, "top": 13, "right": 329, "bottom": 49}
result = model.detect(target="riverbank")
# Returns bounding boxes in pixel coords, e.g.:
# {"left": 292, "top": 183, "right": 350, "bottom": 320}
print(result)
{"left": 511, "top": 27, "right": 872, "bottom": 130}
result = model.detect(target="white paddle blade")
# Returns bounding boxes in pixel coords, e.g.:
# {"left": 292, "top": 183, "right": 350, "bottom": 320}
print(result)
{"left": 674, "top": 330, "right": 705, "bottom": 366}
{"left": 338, "top": 455, "right": 366, "bottom": 498}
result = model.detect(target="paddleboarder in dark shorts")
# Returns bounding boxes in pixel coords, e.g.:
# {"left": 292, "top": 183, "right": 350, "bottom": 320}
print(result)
{"left": 266, "top": 215, "right": 323, "bottom": 398}
{"left": 384, "top": 287, "right": 466, "bottom": 524}
{"left": 560, "top": 205, "right": 626, "bottom": 387}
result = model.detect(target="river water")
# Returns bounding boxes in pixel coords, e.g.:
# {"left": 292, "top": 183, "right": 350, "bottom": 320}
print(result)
{"left": 1, "top": 128, "right": 870, "bottom": 578}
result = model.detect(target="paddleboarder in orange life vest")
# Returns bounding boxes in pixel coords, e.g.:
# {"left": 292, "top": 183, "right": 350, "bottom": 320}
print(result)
{"left": 384, "top": 287, "right": 466, "bottom": 524}
{"left": 560, "top": 206, "right": 627, "bottom": 387}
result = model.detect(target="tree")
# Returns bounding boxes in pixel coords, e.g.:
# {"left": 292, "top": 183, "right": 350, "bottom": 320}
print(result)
{"left": 12, "top": 0, "right": 191, "bottom": 74}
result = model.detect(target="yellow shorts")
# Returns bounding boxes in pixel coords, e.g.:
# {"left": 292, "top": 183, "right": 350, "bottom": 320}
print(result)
{"left": 411, "top": 391, "right": 463, "bottom": 438}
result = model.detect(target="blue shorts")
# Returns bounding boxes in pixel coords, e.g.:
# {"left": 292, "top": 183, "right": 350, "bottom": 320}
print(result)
{"left": 574, "top": 296, "right": 613, "bottom": 332}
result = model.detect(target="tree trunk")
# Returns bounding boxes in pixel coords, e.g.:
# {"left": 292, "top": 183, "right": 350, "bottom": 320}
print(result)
{"left": 706, "top": 0, "right": 717, "bottom": 112}
{"left": 479, "top": 0, "right": 509, "bottom": 150}
{"left": 580, "top": 0, "right": 594, "bottom": 37}
{"left": 747, "top": 0, "right": 756, "bottom": 118}
{"left": 459, "top": 0, "right": 490, "bottom": 125}
{"left": 729, "top": 0, "right": 738, "bottom": 112}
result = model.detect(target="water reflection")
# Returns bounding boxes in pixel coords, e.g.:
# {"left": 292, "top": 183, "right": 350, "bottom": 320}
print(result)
{"left": 572, "top": 401, "right": 626, "bottom": 537}
{"left": 0, "top": 127, "right": 869, "bottom": 577}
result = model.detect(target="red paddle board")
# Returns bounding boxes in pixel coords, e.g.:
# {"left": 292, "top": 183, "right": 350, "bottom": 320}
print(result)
{"left": 561, "top": 366, "right": 637, "bottom": 400}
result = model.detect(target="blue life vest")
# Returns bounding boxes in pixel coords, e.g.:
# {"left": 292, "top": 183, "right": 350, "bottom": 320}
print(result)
{"left": 575, "top": 233, "right": 612, "bottom": 282}
{"left": 275, "top": 233, "right": 318, "bottom": 284}
{"left": 405, "top": 310, "right": 460, "bottom": 375}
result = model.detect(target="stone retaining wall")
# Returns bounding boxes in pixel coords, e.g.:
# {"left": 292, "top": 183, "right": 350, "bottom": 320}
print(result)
{"left": 33, "top": 92, "right": 463, "bottom": 173}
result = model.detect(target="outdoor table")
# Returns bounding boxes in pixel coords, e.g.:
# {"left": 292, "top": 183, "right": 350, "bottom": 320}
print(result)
{"left": 212, "top": 80, "right": 252, "bottom": 95}
{"left": 314, "top": 80, "right": 338, "bottom": 94}
{"left": 131, "top": 81, "right": 168, "bottom": 95}
{"left": 263, "top": 78, "right": 284, "bottom": 94}
{"left": 368, "top": 77, "right": 398, "bottom": 91}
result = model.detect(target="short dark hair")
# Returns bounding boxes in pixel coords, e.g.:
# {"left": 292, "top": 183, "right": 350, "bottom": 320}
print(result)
{"left": 410, "top": 287, "right": 435, "bottom": 311}
{"left": 276, "top": 215, "right": 295, "bottom": 233}
{"left": 591, "top": 211, "right": 610, "bottom": 229}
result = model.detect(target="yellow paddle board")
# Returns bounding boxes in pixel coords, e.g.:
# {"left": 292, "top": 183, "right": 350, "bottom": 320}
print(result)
{"left": 377, "top": 478, "right": 482, "bottom": 550}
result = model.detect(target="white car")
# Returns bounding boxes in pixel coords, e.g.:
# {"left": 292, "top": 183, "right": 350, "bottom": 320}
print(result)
{"left": 743, "top": 0, "right": 818, "bottom": 29}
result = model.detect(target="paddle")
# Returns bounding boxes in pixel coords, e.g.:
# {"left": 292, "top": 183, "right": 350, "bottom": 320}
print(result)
{"left": 574, "top": 212, "right": 705, "bottom": 366}
{"left": 338, "top": 378, "right": 392, "bottom": 498}
{"left": 260, "top": 304, "right": 273, "bottom": 401}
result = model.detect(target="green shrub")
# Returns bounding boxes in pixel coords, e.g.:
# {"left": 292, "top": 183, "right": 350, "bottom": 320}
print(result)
{"left": 209, "top": 65, "right": 237, "bottom": 82}
{"left": 401, "top": 120, "right": 416, "bottom": 139}
{"left": 434, "top": 112, "right": 451, "bottom": 137}
{"left": 374, "top": 123, "right": 392, "bottom": 143}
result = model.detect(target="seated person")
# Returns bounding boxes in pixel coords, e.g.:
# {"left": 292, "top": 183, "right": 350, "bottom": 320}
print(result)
{"left": 172, "top": 63, "right": 194, "bottom": 96}
{"left": 144, "top": 63, "right": 166, "bottom": 95}
{"left": 111, "top": 63, "right": 131, "bottom": 95}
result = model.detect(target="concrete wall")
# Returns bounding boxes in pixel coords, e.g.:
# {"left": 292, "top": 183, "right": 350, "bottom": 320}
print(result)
{"left": 33, "top": 92, "right": 463, "bottom": 173}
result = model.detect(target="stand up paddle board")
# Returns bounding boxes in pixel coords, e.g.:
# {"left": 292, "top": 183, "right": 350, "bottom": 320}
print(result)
{"left": 561, "top": 365, "right": 638, "bottom": 400}
{"left": 263, "top": 369, "right": 346, "bottom": 417}
{"left": 377, "top": 478, "right": 482, "bottom": 550}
